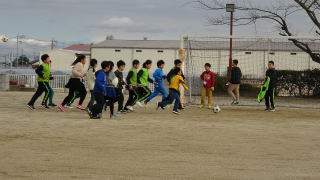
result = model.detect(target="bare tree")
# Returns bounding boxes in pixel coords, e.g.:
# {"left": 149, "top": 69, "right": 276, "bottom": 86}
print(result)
{"left": 194, "top": 0, "right": 320, "bottom": 64}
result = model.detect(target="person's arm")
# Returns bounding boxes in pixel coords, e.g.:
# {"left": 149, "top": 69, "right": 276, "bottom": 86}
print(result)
{"left": 126, "top": 71, "right": 133, "bottom": 86}
{"left": 167, "top": 69, "right": 174, "bottom": 83}
{"left": 153, "top": 70, "right": 161, "bottom": 82}
{"left": 179, "top": 76, "right": 189, "bottom": 91}
{"left": 200, "top": 72, "right": 205, "bottom": 81}
{"left": 35, "top": 65, "right": 44, "bottom": 78}
{"left": 211, "top": 72, "right": 215, "bottom": 88}
{"left": 148, "top": 74, "right": 154, "bottom": 83}
{"left": 137, "top": 70, "right": 143, "bottom": 84}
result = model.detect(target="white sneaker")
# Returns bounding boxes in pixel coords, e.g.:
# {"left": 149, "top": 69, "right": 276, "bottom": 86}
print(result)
{"left": 64, "top": 105, "right": 73, "bottom": 109}
{"left": 136, "top": 102, "right": 143, "bottom": 107}
{"left": 172, "top": 110, "right": 181, "bottom": 115}
{"left": 127, "top": 106, "right": 134, "bottom": 111}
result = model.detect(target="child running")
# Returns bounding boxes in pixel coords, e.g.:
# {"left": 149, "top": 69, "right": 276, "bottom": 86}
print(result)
{"left": 114, "top": 60, "right": 127, "bottom": 114}
{"left": 158, "top": 68, "right": 189, "bottom": 115}
{"left": 27, "top": 54, "right": 53, "bottom": 109}
{"left": 124, "top": 60, "right": 140, "bottom": 112}
{"left": 144, "top": 60, "right": 167, "bottom": 105}
{"left": 88, "top": 61, "right": 110, "bottom": 119}
{"left": 58, "top": 55, "right": 87, "bottom": 112}
{"left": 200, "top": 63, "right": 215, "bottom": 109}
{"left": 136, "top": 60, "right": 154, "bottom": 107}
{"left": 86, "top": 59, "right": 98, "bottom": 110}
{"left": 104, "top": 61, "right": 119, "bottom": 119}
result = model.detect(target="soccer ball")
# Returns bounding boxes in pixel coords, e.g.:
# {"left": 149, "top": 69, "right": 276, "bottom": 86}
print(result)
{"left": 213, "top": 105, "right": 221, "bottom": 113}
{"left": 1, "top": 35, "right": 9, "bottom": 42}
{"left": 112, "top": 77, "right": 119, "bottom": 86}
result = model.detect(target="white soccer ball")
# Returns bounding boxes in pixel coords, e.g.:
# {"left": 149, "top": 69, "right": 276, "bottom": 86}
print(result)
{"left": 213, "top": 105, "right": 221, "bottom": 113}
{"left": 1, "top": 35, "right": 9, "bottom": 42}
{"left": 112, "top": 77, "right": 119, "bottom": 86}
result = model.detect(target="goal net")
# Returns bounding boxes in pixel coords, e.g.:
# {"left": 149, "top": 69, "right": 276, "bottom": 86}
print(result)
{"left": 182, "top": 35, "right": 320, "bottom": 108}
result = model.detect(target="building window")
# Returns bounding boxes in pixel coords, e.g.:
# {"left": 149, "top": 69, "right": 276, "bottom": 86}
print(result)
{"left": 136, "top": 50, "right": 142, "bottom": 53}
{"left": 157, "top": 50, "right": 164, "bottom": 53}
{"left": 290, "top": 52, "right": 297, "bottom": 55}
{"left": 115, "top": 49, "right": 121, "bottom": 52}
{"left": 269, "top": 52, "right": 275, "bottom": 55}
{"left": 245, "top": 52, "right": 252, "bottom": 55}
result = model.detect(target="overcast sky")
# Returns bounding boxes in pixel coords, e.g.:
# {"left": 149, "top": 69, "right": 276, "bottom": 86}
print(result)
{"left": 0, "top": 0, "right": 316, "bottom": 58}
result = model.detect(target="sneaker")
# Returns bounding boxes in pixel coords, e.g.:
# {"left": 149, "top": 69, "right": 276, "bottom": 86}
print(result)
{"left": 126, "top": 106, "right": 134, "bottom": 112}
{"left": 41, "top": 104, "right": 50, "bottom": 109}
{"left": 110, "top": 115, "right": 118, "bottom": 119}
{"left": 156, "top": 102, "right": 165, "bottom": 110}
{"left": 269, "top": 108, "right": 276, "bottom": 112}
{"left": 90, "top": 115, "right": 101, "bottom": 119}
{"left": 231, "top": 100, "right": 235, "bottom": 105}
{"left": 87, "top": 109, "right": 93, "bottom": 118}
{"left": 172, "top": 110, "right": 181, "bottom": 115}
{"left": 234, "top": 101, "right": 239, "bottom": 105}
{"left": 117, "top": 110, "right": 127, "bottom": 114}
{"left": 48, "top": 103, "right": 57, "bottom": 107}
{"left": 199, "top": 104, "right": 205, "bottom": 108}
{"left": 64, "top": 105, "right": 73, "bottom": 109}
{"left": 144, "top": 100, "right": 148, "bottom": 105}
{"left": 27, "top": 104, "right": 35, "bottom": 110}
{"left": 136, "top": 102, "right": 143, "bottom": 107}
{"left": 58, "top": 104, "right": 66, "bottom": 112}
{"left": 76, "top": 104, "right": 86, "bottom": 110}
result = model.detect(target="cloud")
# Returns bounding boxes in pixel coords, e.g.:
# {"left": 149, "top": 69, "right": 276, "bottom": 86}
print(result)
{"left": 95, "top": 16, "right": 165, "bottom": 34}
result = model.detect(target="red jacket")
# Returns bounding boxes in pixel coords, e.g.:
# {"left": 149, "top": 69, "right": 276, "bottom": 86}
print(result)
{"left": 200, "top": 71, "right": 215, "bottom": 88}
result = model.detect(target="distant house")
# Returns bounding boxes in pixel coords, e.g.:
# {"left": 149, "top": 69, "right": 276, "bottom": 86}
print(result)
{"left": 40, "top": 44, "right": 91, "bottom": 72}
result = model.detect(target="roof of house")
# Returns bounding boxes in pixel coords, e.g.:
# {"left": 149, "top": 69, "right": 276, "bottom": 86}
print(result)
{"left": 92, "top": 39, "right": 320, "bottom": 52}
{"left": 64, "top": 44, "right": 91, "bottom": 52}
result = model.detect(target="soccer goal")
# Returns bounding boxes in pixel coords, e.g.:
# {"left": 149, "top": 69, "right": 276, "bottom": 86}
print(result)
{"left": 181, "top": 35, "right": 320, "bottom": 108}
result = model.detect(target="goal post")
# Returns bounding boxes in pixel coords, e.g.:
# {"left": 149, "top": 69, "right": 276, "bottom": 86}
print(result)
{"left": 181, "top": 35, "right": 320, "bottom": 108}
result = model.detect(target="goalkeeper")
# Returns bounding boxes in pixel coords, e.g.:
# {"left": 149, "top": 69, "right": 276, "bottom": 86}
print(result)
{"left": 200, "top": 63, "right": 216, "bottom": 109}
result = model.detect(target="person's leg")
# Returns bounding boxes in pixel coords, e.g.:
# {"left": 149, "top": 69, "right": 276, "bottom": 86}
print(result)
{"left": 265, "top": 89, "right": 271, "bottom": 109}
{"left": 173, "top": 91, "right": 180, "bottom": 112}
{"left": 207, "top": 88, "right": 212, "bottom": 107}
{"left": 137, "top": 86, "right": 151, "bottom": 102}
{"left": 62, "top": 87, "right": 76, "bottom": 106}
{"left": 159, "top": 86, "right": 168, "bottom": 101}
{"left": 78, "top": 82, "right": 87, "bottom": 105}
{"left": 48, "top": 85, "right": 54, "bottom": 105}
{"left": 228, "top": 84, "right": 236, "bottom": 102}
{"left": 200, "top": 87, "right": 206, "bottom": 106}
{"left": 270, "top": 88, "right": 275, "bottom": 109}
{"left": 41, "top": 82, "right": 51, "bottom": 105}
{"left": 179, "top": 85, "right": 185, "bottom": 107}
{"left": 159, "top": 90, "right": 175, "bottom": 108}
{"left": 87, "top": 90, "right": 95, "bottom": 109}
{"left": 146, "top": 87, "right": 159, "bottom": 103}
{"left": 117, "top": 89, "right": 124, "bottom": 111}
{"left": 235, "top": 84, "right": 240, "bottom": 102}
{"left": 90, "top": 94, "right": 105, "bottom": 117}
{"left": 125, "top": 89, "right": 134, "bottom": 108}
{"left": 28, "top": 82, "right": 45, "bottom": 105}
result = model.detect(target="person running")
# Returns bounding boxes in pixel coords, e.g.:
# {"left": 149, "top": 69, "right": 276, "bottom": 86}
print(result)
{"left": 144, "top": 60, "right": 167, "bottom": 105}
{"left": 27, "top": 54, "right": 53, "bottom": 109}
{"left": 48, "top": 60, "right": 57, "bottom": 107}
{"left": 200, "top": 63, "right": 215, "bottom": 109}
{"left": 88, "top": 61, "right": 110, "bottom": 119}
{"left": 104, "top": 61, "right": 119, "bottom": 119}
{"left": 58, "top": 55, "right": 87, "bottom": 112}
{"left": 124, "top": 60, "right": 140, "bottom": 112}
{"left": 228, "top": 59, "right": 242, "bottom": 105}
{"left": 167, "top": 59, "right": 186, "bottom": 110}
{"left": 265, "top": 61, "right": 277, "bottom": 112}
{"left": 136, "top": 60, "right": 154, "bottom": 107}
{"left": 158, "top": 68, "right": 189, "bottom": 115}
{"left": 86, "top": 59, "right": 98, "bottom": 110}
{"left": 114, "top": 60, "right": 127, "bottom": 114}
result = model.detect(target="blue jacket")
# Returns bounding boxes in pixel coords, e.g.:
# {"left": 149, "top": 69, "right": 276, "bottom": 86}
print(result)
{"left": 93, "top": 70, "right": 107, "bottom": 95}
{"left": 153, "top": 68, "right": 166, "bottom": 86}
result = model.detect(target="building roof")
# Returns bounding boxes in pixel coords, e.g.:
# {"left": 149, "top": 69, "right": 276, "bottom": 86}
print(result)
{"left": 64, "top": 44, "right": 91, "bottom": 52}
{"left": 92, "top": 40, "right": 180, "bottom": 49}
{"left": 92, "top": 39, "right": 320, "bottom": 52}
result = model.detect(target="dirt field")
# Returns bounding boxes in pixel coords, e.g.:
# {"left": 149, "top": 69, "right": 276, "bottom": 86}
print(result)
{"left": 0, "top": 92, "right": 320, "bottom": 180}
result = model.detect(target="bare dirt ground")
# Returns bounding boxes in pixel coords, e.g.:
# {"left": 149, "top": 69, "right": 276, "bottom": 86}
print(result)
{"left": 1, "top": 91, "right": 320, "bottom": 180}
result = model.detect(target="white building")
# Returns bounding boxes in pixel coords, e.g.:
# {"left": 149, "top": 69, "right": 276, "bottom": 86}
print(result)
{"left": 91, "top": 39, "right": 320, "bottom": 79}
{"left": 91, "top": 39, "right": 180, "bottom": 73}
{"left": 40, "top": 44, "right": 91, "bottom": 72}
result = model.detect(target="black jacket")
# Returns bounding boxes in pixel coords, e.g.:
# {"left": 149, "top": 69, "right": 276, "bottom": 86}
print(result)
{"left": 266, "top": 68, "right": 277, "bottom": 89}
{"left": 230, "top": 66, "right": 242, "bottom": 84}
{"left": 114, "top": 70, "right": 125, "bottom": 89}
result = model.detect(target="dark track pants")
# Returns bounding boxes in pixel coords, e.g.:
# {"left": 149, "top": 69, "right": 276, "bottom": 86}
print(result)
{"left": 265, "top": 88, "right": 275, "bottom": 108}
{"left": 28, "top": 82, "right": 51, "bottom": 105}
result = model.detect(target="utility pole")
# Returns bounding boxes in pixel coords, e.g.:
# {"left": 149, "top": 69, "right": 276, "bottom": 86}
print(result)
{"left": 51, "top": 38, "right": 57, "bottom": 50}
{"left": 16, "top": 33, "right": 19, "bottom": 68}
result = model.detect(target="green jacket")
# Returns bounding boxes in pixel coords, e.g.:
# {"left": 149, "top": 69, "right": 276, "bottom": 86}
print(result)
{"left": 137, "top": 68, "right": 153, "bottom": 86}
{"left": 127, "top": 68, "right": 138, "bottom": 86}
{"left": 36, "top": 63, "right": 51, "bottom": 82}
